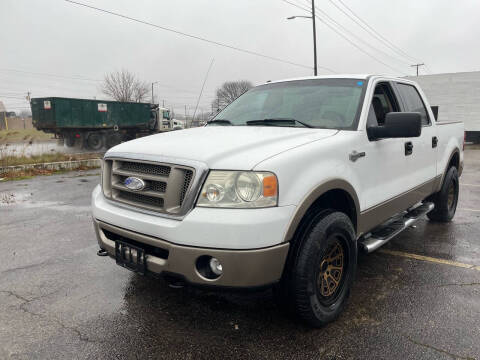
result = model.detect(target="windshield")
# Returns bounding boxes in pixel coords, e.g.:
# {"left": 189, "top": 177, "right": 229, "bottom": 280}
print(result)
{"left": 210, "top": 78, "right": 366, "bottom": 129}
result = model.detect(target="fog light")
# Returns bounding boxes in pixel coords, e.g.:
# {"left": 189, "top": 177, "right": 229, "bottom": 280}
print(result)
{"left": 209, "top": 257, "right": 223, "bottom": 275}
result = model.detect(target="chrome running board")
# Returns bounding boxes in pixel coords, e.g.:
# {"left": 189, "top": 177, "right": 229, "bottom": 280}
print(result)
{"left": 360, "top": 202, "right": 434, "bottom": 253}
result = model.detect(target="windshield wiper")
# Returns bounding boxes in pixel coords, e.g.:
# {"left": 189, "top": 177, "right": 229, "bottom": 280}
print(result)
{"left": 206, "top": 119, "right": 233, "bottom": 126}
{"left": 246, "top": 118, "right": 314, "bottom": 128}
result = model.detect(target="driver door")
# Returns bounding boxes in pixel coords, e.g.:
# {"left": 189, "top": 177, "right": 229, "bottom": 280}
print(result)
{"left": 357, "top": 81, "right": 412, "bottom": 212}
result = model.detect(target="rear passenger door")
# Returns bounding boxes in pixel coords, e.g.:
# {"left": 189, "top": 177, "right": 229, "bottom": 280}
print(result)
{"left": 394, "top": 82, "right": 437, "bottom": 196}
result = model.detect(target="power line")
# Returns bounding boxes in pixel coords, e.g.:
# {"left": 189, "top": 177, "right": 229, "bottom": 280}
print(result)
{"left": 64, "top": 0, "right": 336, "bottom": 73}
{"left": 0, "top": 68, "right": 101, "bottom": 82}
{"left": 0, "top": 95, "right": 27, "bottom": 100}
{"left": 281, "top": 0, "right": 407, "bottom": 75}
{"left": 328, "top": 0, "right": 421, "bottom": 63}
{"left": 310, "top": 3, "right": 412, "bottom": 67}
{"left": 0, "top": 68, "right": 209, "bottom": 97}
{"left": 0, "top": 77, "right": 214, "bottom": 102}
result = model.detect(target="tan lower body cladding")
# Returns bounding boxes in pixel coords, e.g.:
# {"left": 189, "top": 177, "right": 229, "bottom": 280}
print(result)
{"left": 357, "top": 176, "right": 441, "bottom": 235}
{"left": 94, "top": 219, "right": 289, "bottom": 287}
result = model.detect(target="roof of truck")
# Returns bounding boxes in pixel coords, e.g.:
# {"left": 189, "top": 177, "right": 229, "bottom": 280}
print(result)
{"left": 267, "top": 74, "right": 410, "bottom": 84}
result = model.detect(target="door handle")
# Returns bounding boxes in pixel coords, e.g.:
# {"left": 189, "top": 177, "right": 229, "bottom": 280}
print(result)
{"left": 432, "top": 136, "right": 438, "bottom": 148}
{"left": 405, "top": 141, "right": 413, "bottom": 156}
{"left": 349, "top": 150, "right": 366, "bottom": 162}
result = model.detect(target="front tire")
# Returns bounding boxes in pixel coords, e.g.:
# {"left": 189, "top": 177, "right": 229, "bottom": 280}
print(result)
{"left": 285, "top": 210, "right": 357, "bottom": 327}
{"left": 427, "top": 166, "right": 459, "bottom": 222}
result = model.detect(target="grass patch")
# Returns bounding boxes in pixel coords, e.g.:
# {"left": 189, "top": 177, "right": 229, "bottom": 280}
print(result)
{"left": 0, "top": 152, "right": 100, "bottom": 167}
{"left": 0, "top": 165, "right": 99, "bottom": 181}
{"left": 0, "top": 129, "right": 54, "bottom": 143}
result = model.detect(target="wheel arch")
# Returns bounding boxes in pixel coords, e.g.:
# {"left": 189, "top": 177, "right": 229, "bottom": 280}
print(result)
{"left": 435, "top": 148, "right": 461, "bottom": 192}
{"left": 284, "top": 179, "right": 360, "bottom": 243}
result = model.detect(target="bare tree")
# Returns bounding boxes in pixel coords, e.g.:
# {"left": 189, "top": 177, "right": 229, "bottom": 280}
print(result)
{"left": 212, "top": 80, "right": 253, "bottom": 112}
{"left": 101, "top": 69, "right": 149, "bottom": 102}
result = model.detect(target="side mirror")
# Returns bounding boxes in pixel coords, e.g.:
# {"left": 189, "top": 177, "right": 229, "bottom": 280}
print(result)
{"left": 367, "top": 112, "right": 421, "bottom": 140}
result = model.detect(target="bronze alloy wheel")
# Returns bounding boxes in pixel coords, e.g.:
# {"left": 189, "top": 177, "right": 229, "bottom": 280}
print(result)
{"left": 284, "top": 210, "right": 357, "bottom": 327}
{"left": 317, "top": 236, "right": 346, "bottom": 301}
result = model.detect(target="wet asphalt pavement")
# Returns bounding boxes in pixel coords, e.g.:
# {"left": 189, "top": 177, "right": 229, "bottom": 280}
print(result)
{"left": 1, "top": 150, "right": 479, "bottom": 359}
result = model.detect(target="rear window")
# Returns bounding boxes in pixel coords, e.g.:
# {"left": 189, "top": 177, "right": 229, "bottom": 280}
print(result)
{"left": 396, "top": 83, "right": 430, "bottom": 125}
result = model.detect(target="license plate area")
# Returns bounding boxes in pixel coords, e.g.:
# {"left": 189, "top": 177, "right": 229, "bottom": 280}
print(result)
{"left": 115, "top": 240, "right": 146, "bottom": 274}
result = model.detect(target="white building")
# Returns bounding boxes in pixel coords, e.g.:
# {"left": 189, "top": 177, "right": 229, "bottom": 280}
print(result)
{"left": 406, "top": 71, "right": 480, "bottom": 141}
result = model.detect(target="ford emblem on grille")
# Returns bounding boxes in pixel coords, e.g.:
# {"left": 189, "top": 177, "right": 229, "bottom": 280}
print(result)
{"left": 124, "top": 177, "right": 145, "bottom": 191}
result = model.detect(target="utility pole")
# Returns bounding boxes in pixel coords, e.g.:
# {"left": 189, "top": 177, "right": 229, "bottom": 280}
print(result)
{"left": 287, "top": 1, "right": 317, "bottom": 76}
{"left": 311, "top": 0, "right": 317, "bottom": 76}
{"left": 410, "top": 63, "right": 425, "bottom": 76}
{"left": 151, "top": 81, "right": 160, "bottom": 104}
{"left": 184, "top": 105, "right": 187, "bottom": 128}
{"left": 162, "top": 99, "right": 165, "bottom": 107}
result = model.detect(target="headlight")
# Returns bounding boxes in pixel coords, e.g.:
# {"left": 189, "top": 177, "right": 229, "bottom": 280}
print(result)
{"left": 197, "top": 171, "right": 278, "bottom": 208}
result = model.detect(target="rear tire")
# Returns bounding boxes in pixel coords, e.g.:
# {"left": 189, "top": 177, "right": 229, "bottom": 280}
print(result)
{"left": 427, "top": 167, "right": 459, "bottom": 222}
{"left": 86, "top": 133, "right": 104, "bottom": 151}
{"left": 281, "top": 210, "right": 357, "bottom": 327}
{"left": 64, "top": 135, "right": 75, "bottom": 147}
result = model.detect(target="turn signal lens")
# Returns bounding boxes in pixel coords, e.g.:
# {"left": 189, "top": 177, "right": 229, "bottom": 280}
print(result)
{"left": 263, "top": 175, "right": 277, "bottom": 197}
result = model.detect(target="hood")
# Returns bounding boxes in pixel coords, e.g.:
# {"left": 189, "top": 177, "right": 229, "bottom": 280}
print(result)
{"left": 107, "top": 126, "right": 338, "bottom": 169}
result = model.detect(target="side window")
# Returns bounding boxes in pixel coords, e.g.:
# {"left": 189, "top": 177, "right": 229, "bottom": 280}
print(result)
{"left": 367, "top": 83, "right": 399, "bottom": 127}
{"left": 396, "top": 83, "right": 430, "bottom": 126}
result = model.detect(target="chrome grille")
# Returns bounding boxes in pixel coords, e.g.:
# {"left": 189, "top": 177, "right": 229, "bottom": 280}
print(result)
{"left": 119, "top": 161, "right": 171, "bottom": 176}
{"left": 180, "top": 170, "right": 193, "bottom": 205}
{"left": 103, "top": 158, "right": 196, "bottom": 215}
{"left": 118, "top": 191, "right": 165, "bottom": 208}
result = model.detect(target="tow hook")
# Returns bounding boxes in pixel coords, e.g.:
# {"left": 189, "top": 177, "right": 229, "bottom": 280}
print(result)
{"left": 97, "top": 248, "right": 108, "bottom": 257}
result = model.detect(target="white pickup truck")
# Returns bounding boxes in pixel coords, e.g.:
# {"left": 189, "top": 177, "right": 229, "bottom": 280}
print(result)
{"left": 92, "top": 75, "right": 464, "bottom": 327}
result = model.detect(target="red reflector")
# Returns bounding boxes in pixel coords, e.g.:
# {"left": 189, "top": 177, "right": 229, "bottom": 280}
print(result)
{"left": 75, "top": 134, "right": 81, "bottom": 138}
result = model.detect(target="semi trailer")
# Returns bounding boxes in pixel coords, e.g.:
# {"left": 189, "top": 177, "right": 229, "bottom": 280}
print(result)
{"left": 30, "top": 97, "right": 174, "bottom": 150}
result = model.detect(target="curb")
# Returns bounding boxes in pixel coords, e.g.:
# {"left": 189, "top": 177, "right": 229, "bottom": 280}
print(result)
{"left": 0, "top": 158, "right": 101, "bottom": 174}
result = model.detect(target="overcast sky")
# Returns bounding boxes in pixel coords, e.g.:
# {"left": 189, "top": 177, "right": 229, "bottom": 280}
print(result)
{"left": 0, "top": 0, "right": 479, "bottom": 114}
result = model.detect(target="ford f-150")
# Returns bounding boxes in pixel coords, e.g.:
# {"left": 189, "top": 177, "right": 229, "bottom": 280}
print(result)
{"left": 92, "top": 75, "right": 464, "bottom": 327}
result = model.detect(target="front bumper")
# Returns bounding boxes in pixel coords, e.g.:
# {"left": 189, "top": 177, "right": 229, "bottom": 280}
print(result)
{"left": 94, "top": 219, "right": 289, "bottom": 287}
{"left": 92, "top": 185, "right": 296, "bottom": 249}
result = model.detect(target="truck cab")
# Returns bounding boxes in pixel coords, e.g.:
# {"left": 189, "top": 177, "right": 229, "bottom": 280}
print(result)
{"left": 154, "top": 107, "right": 172, "bottom": 131}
